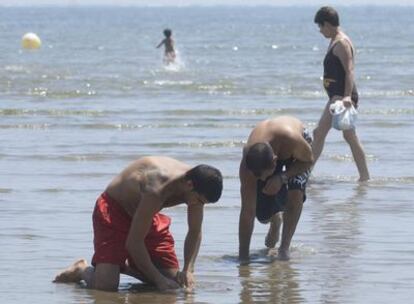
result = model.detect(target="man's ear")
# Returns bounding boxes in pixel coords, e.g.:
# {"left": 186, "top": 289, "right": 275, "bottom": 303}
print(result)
{"left": 272, "top": 155, "right": 278, "bottom": 166}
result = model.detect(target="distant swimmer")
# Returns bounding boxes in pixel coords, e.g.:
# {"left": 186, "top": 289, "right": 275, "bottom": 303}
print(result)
{"left": 156, "top": 28, "right": 176, "bottom": 64}
{"left": 313, "top": 6, "right": 370, "bottom": 181}
{"left": 53, "top": 156, "right": 223, "bottom": 292}
{"left": 238, "top": 116, "right": 313, "bottom": 261}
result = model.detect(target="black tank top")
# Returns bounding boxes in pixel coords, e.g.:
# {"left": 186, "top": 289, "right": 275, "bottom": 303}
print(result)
{"left": 323, "top": 40, "right": 359, "bottom": 104}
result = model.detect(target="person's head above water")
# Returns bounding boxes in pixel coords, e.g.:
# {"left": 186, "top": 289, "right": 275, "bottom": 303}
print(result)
{"left": 314, "top": 6, "right": 340, "bottom": 27}
{"left": 245, "top": 143, "right": 276, "bottom": 178}
{"left": 185, "top": 165, "right": 223, "bottom": 203}
{"left": 163, "top": 28, "right": 172, "bottom": 38}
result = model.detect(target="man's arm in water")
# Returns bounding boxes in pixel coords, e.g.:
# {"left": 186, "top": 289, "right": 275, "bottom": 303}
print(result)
{"left": 238, "top": 159, "right": 257, "bottom": 263}
{"left": 126, "top": 193, "right": 179, "bottom": 291}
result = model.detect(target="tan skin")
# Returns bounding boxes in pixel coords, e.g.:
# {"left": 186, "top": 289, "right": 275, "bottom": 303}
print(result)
{"left": 54, "top": 156, "right": 208, "bottom": 292}
{"left": 313, "top": 22, "right": 370, "bottom": 181}
{"left": 156, "top": 37, "right": 176, "bottom": 63}
{"left": 239, "top": 116, "right": 313, "bottom": 262}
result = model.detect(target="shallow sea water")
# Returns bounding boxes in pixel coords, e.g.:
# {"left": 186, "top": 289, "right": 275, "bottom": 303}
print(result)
{"left": 1, "top": 6, "right": 413, "bottom": 304}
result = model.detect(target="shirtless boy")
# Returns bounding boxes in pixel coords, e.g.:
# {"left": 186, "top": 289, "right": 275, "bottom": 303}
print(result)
{"left": 156, "top": 28, "right": 176, "bottom": 64}
{"left": 238, "top": 116, "right": 313, "bottom": 261}
{"left": 53, "top": 156, "right": 223, "bottom": 291}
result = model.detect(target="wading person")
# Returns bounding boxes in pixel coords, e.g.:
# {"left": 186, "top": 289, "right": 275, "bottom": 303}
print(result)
{"left": 313, "top": 6, "right": 369, "bottom": 181}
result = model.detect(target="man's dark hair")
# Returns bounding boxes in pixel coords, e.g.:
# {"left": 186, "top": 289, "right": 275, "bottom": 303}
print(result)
{"left": 245, "top": 143, "right": 274, "bottom": 177}
{"left": 163, "top": 28, "right": 172, "bottom": 38}
{"left": 185, "top": 165, "right": 223, "bottom": 203}
{"left": 314, "top": 6, "right": 340, "bottom": 27}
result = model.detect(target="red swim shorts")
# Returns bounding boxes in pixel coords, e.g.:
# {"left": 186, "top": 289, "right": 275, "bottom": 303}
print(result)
{"left": 91, "top": 192, "right": 179, "bottom": 270}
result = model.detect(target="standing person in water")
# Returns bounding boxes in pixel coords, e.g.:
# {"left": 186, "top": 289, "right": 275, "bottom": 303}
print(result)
{"left": 156, "top": 28, "right": 176, "bottom": 64}
{"left": 53, "top": 156, "right": 223, "bottom": 292}
{"left": 313, "top": 6, "right": 369, "bottom": 181}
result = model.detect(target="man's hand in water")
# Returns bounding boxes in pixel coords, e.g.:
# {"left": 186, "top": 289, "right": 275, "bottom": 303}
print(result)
{"left": 156, "top": 276, "right": 180, "bottom": 291}
{"left": 176, "top": 271, "right": 195, "bottom": 289}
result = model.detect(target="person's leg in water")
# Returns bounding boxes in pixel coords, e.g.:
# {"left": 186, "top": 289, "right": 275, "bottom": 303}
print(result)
{"left": 53, "top": 260, "right": 119, "bottom": 291}
{"left": 342, "top": 128, "right": 370, "bottom": 181}
{"left": 123, "top": 264, "right": 178, "bottom": 285}
{"left": 256, "top": 178, "right": 286, "bottom": 249}
{"left": 265, "top": 212, "right": 283, "bottom": 248}
{"left": 53, "top": 260, "right": 179, "bottom": 291}
{"left": 278, "top": 189, "right": 304, "bottom": 261}
{"left": 312, "top": 101, "right": 332, "bottom": 164}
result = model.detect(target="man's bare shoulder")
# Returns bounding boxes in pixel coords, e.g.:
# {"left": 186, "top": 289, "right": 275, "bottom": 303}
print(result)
{"left": 113, "top": 156, "right": 183, "bottom": 192}
{"left": 246, "top": 116, "right": 303, "bottom": 146}
{"left": 268, "top": 116, "right": 302, "bottom": 127}
{"left": 130, "top": 156, "right": 186, "bottom": 170}
{"left": 267, "top": 116, "right": 303, "bottom": 137}
{"left": 130, "top": 156, "right": 187, "bottom": 191}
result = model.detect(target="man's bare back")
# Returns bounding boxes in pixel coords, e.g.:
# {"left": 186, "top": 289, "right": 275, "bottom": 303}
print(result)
{"left": 105, "top": 156, "right": 191, "bottom": 217}
{"left": 244, "top": 116, "right": 310, "bottom": 163}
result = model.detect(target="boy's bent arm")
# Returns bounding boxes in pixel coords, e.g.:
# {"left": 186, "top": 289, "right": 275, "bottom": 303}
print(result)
{"left": 156, "top": 39, "right": 165, "bottom": 48}
{"left": 126, "top": 194, "right": 173, "bottom": 288}
{"left": 285, "top": 137, "right": 314, "bottom": 178}
{"left": 239, "top": 162, "right": 256, "bottom": 262}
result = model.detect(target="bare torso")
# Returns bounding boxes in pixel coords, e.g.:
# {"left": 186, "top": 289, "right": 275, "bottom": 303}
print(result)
{"left": 164, "top": 38, "right": 175, "bottom": 53}
{"left": 244, "top": 116, "right": 306, "bottom": 161}
{"left": 105, "top": 156, "right": 191, "bottom": 217}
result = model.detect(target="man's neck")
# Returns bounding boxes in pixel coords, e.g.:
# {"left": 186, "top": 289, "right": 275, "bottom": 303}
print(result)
{"left": 162, "top": 178, "right": 187, "bottom": 205}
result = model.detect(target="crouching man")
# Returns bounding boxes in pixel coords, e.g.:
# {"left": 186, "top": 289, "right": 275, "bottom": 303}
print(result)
{"left": 239, "top": 116, "right": 313, "bottom": 261}
{"left": 53, "top": 156, "right": 223, "bottom": 291}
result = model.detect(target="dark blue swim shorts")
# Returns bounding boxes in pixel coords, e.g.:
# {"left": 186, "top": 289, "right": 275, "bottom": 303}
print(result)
{"left": 255, "top": 129, "right": 312, "bottom": 223}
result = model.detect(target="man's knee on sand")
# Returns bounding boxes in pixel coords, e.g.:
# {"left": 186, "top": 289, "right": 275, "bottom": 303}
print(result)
{"left": 92, "top": 263, "right": 179, "bottom": 291}
{"left": 122, "top": 263, "right": 179, "bottom": 285}
{"left": 93, "top": 263, "right": 121, "bottom": 292}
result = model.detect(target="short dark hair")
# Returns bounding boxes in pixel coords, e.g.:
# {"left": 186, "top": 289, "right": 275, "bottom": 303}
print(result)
{"left": 245, "top": 143, "right": 274, "bottom": 177}
{"left": 314, "top": 6, "right": 340, "bottom": 27}
{"left": 185, "top": 165, "right": 223, "bottom": 203}
{"left": 163, "top": 28, "right": 172, "bottom": 38}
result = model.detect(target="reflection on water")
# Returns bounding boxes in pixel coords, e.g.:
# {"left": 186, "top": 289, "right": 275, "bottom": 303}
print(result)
{"left": 69, "top": 283, "right": 197, "bottom": 304}
{"left": 1, "top": 6, "right": 414, "bottom": 304}
{"left": 239, "top": 260, "right": 304, "bottom": 304}
{"left": 305, "top": 183, "right": 367, "bottom": 303}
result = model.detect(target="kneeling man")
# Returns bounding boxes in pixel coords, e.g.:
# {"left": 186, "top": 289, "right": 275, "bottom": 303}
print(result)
{"left": 54, "top": 156, "right": 223, "bottom": 291}
{"left": 239, "top": 116, "right": 313, "bottom": 261}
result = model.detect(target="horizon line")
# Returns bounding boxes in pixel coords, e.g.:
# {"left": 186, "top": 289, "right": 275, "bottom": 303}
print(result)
{"left": 1, "top": 3, "right": 413, "bottom": 7}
